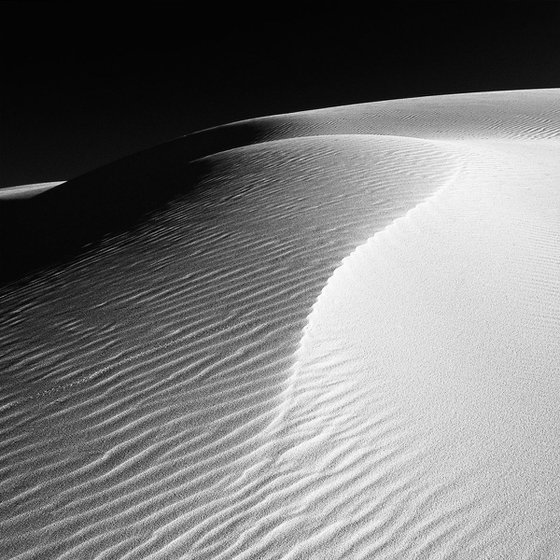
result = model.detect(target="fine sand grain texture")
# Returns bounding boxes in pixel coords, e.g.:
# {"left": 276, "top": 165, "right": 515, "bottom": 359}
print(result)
{"left": 1, "top": 90, "right": 560, "bottom": 559}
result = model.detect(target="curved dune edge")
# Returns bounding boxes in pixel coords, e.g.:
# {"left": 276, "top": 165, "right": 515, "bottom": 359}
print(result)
{"left": 3, "top": 89, "right": 559, "bottom": 284}
{"left": 239, "top": 139, "right": 560, "bottom": 559}
{"left": 0, "top": 134, "right": 461, "bottom": 559}
{"left": 1, "top": 90, "right": 560, "bottom": 558}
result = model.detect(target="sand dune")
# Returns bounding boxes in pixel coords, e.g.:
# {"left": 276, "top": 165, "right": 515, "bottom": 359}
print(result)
{"left": 1, "top": 90, "right": 559, "bottom": 559}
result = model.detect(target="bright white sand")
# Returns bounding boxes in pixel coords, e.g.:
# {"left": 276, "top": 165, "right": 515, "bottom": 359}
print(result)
{"left": 1, "top": 90, "right": 559, "bottom": 559}
{"left": 0, "top": 181, "right": 64, "bottom": 199}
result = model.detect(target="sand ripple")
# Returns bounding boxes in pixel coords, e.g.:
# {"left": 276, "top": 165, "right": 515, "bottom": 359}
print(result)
{"left": 1, "top": 90, "right": 560, "bottom": 558}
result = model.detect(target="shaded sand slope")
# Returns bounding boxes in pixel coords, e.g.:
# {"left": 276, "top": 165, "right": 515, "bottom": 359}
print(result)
{"left": 0, "top": 135, "right": 460, "bottom": 558}
{"left": 1, "top": 90, "right": 560, "bottom": 559}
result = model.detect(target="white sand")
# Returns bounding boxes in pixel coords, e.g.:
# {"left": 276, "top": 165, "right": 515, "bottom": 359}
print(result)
{"left": 0, "top": 181, "right": 65, "bottom": 199}
{"left": 1, "top": 90, "right": 559, "bottom": 559}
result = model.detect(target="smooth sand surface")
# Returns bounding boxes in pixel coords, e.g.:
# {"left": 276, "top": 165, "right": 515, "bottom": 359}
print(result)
{"left": 1, "top": 90, "right": 560, "bottom": 559}
{"left": 0, "top": 181, "right": 64, "bottom": 200}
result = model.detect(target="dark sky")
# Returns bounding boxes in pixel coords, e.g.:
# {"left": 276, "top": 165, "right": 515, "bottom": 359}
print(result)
{"left": 2, "top": 2, "right": 560, "bottom": 186}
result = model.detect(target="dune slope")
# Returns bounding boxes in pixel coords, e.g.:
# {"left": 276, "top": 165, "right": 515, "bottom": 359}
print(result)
{"left": 1, "top": 90, "right": 560, "bottom": 559}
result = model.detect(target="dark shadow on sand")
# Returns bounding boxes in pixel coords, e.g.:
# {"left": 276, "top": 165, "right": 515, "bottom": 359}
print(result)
{"left": 0, "top": 122, "right": 264, "bottom": 286}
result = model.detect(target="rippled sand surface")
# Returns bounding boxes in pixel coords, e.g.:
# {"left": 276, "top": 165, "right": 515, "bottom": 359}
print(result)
{"left": 1, "top": 90, "right": 560, "bottom": 559}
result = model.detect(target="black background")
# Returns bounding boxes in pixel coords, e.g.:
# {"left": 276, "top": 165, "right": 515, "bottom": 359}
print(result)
{"left": 2, "top": 1, "right": 560, "bottom": 186}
